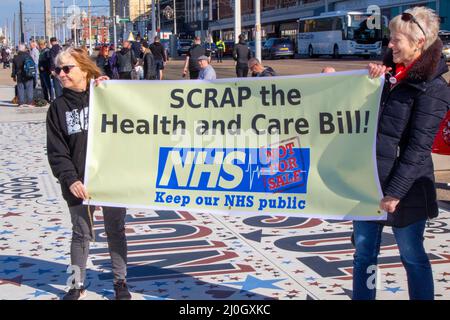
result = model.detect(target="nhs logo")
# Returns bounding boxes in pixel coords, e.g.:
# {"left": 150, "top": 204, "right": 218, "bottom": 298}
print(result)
{"left": 156, "top": 143, "right": 310, "bottom": 193}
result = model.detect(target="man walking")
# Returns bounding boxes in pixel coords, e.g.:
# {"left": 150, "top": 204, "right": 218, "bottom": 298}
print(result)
{"left": 11, "top": 44, "right": 35, "bottom": 107}
{"left": 233, "top": 34, "right": 252, "bottom": 77}
{"left": 149, "top": 36, "right": 168, "bottom": 80}
{"left": 183, "top": 36, "right": 207, "bottom": 79}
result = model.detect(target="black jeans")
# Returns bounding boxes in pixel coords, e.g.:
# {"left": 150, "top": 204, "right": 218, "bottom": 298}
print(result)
{"left": 217, "top": 49, "right": 224, "bottom": 62}
{"left": 236, "top": 63, "right": 249, "bottom": 77}
{"left": 189, "top": 70, "right": 200, "bottom": 79}
{"left": 40, "top": 72, "right": 53, "bottom": 102}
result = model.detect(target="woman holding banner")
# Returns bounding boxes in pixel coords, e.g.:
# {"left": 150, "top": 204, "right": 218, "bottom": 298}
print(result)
{"left": 354, "top": 6, "right": 450, "bottom": 300}
{"left": 46, "top": 48, "right": 131, "bottom": 300}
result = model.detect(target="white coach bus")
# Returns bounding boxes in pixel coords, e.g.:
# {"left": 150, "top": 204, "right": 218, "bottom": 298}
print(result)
{"left": 297, "top": 11, "right": 387, "bottom": 59}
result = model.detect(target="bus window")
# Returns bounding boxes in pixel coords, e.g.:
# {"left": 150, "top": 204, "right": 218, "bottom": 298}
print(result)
{"left": 347, "top": 14, "right": 382, "bottom": 44}
{"left": 315, "top": 18, "right": 333, "bottom": 32}
{"left": 333, "top": 18, "right": 343, "bottom": 30}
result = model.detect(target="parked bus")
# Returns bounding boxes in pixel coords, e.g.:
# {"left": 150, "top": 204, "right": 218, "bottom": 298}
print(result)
{"left": 297, "top": 11, "right": 387, "bottom": 59}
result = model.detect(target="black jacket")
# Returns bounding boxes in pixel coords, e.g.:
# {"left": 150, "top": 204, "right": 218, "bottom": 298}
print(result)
{"left": 46, "top": 88, "right": 90, "bottom": 207}
{"left": 49, "top": 44, "right": 62, "bottom": 71}
{"left": 11, "top": 51, "right": 32, "bottom": 82}
{"left": 233, "top": 40, "right": 252, "bottom": 64}
{"left": 116, "top": 47, "right": 137, "bottom": 73}
{"left": 377, "top": 39, "right": 450, "bottom": 227}
{"left": 143, "top": 51, "right": 157, "bottom": 80}
{"left": 149, "top": 42, "right": 167, "bottom": 62}
{"left": 131, "top": 41, "right": 143, "bottom": 58}
{"left": 38, "top": 47, "right": 52, "bottom": 74}
{"left": 96, "top": 54, "right": 113, "bottom": 78}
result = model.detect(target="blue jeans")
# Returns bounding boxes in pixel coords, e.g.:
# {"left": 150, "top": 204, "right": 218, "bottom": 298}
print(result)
{"left": 17, "top": 79, "right": 34, "bottom": 105}
{"left": 352, "top": 219, "right": 433, "bottom": 300}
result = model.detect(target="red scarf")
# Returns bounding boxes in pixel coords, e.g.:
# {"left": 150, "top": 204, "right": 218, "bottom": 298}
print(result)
{"left": 390, "top": 60, "right": 417, "bottom": 86}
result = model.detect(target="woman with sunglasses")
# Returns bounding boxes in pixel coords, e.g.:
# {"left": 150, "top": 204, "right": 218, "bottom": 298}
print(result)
{"left": 353, "top": 7, "right": 450, "bottom": 300}
{"left": 46, "top": 48, "right": 131, "bottom": 300}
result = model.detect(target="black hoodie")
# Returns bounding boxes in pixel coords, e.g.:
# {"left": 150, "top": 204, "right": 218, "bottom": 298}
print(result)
{"left": 46, "top": 88, "right": 90, "bottom": 207}
{"left": 149, "top": 42, "right": 167, "bottom": 62}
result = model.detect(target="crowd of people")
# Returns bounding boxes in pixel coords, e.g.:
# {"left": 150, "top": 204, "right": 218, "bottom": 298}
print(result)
{"left": 2, "top": 32, "right": 280, "bottom": 107}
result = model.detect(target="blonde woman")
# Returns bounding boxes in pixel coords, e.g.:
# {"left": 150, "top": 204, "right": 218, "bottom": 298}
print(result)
{"left": 46, "top": 48, "right": 131, "bottom": 300}
{"left": 355, "top": 7, "right": 450, "bottom": 300}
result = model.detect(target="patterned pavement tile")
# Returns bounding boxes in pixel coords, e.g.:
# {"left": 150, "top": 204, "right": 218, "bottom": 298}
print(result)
{"left": 0, "top": 120, "right": 449, "bottom": 300}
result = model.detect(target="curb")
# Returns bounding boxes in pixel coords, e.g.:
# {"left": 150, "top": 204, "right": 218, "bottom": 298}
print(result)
{"left": 15, "top": 106, "right": 49, "bottom": 114}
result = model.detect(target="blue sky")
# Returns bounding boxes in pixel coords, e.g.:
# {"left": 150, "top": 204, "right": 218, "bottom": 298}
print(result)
{"left": 1, "top": 0, "right": 110, "bottom": 41}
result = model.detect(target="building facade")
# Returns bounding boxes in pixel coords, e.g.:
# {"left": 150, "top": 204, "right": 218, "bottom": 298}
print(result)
{"left": 110, "top": 0, "right": 153, "bottom": 39}
{"left": 207, "top": 0, "right": 449, "bottom": 41}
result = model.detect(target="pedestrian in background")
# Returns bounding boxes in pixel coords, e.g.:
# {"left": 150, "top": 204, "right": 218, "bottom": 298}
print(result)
{"left": 233, "top": 34, "right": 252, "bottom": 77}
{"left": 141, "top": 42, "right": 157, "bottom": 80}
{"left": 96, "top": 45, "right": 114, "bottom": 79}
{"left": 1, "top": 46, "right": 11, "bottom": 69}
{"left": 248, "top": 58, "right": 277, "bottom": 77}
{"left": 150, "top": 36, "right": 168, "bottom": 80}
{"left": 183, "top": 36, "right": 207, "bottom": 79}
{"left": 198, "top": 55, "right": 216, "bottom": 80}
{"left": 38, "top": 39, "right": 54, "bottom": 102}
{"left": 29, "top": 40, "right": 40, "bottom": 87}
{"left": 215, "top": 38, "right": 225, "bottom": 63}
{"left": 11, "top": 44, "right": 35, "bottom": 107}
{"left": 49, "top": 37, "right": 63, "bottom": 98}
{"left": 131, "top": 35, "right": 143, "bottom": 60}
{"left": 116, "top": 40, "right": 137, "bottom": 80}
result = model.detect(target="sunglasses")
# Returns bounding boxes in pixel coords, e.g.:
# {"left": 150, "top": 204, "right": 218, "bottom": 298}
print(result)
{"left": 401, "top": 12, "right": 427, "bottom": 39}
{"left": 55, "top": 65, "right": 77, "bottom": 75}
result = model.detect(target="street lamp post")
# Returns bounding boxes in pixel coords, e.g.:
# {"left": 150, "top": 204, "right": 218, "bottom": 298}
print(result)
{"left": 234, "top": 0, "right": 241, "bottom": 43}
{"left": 255, "top": 0, "right": 261, "bottom": 61}
{"left": 151, "top": 0, "right": 156, "bottom": 40}
{"left": 112, "top": 0, "right": 117, "bottom": 50}
{"left": 88, "top": 0, "right": 92, "bottom": 55}
{"left": 200, "top": 0, "right": 204, "bottom": 42}
{"left": 173, "top": 0, "right": 177, "bottom": 35}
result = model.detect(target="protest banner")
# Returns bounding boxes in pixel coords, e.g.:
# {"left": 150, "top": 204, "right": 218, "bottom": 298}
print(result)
{"left": 84, "top": 70, "right": 385, "bottom": 220}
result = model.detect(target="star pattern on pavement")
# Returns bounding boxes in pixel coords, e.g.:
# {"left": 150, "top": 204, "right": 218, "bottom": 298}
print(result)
{"left": 225, "top": 275, "right": 286, "bottom": 292}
